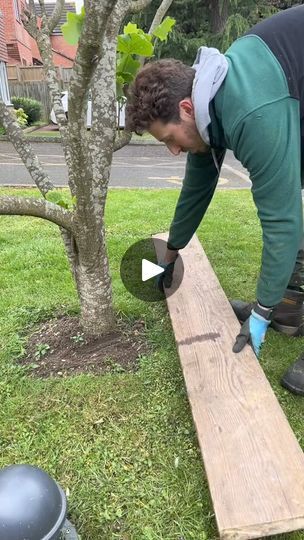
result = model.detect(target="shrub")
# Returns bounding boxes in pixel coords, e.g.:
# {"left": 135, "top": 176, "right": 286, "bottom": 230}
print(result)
{"left": 15, "top": 108, "right": 28, "bottom": 127}
{"left": 11, "top": 96, "right": 42, "bottom": 124}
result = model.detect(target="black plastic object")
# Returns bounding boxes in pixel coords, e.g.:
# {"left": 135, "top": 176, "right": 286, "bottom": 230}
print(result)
{"left": 60, "top": 519, "right": 79, "bottom": 539}
{"left": 0, "top": 464, "right": 67, "bottom": 540}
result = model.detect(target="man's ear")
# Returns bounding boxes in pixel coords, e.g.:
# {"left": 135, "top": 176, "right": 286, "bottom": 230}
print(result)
{"left": 179, "top": 98, "right": 195, "bottom": 119}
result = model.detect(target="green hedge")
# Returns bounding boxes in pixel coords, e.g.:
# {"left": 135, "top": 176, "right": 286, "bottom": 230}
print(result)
{"left": 11, "top": 96, "right": 42, "bottom": 125}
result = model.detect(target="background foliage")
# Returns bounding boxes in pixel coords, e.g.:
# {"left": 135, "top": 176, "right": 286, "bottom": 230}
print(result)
{"left": 11, "top": 97, "right": 42, "bottom": 125}
{"left": 130, "top": 0, "right": 303, "bottom": 64}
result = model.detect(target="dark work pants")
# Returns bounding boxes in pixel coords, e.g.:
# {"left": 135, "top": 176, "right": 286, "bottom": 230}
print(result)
{"left": 288, "top": 238, "right": 304, "bottom": 288}
{"left": 288, "top": 178, "right": 304, "bottom": 288}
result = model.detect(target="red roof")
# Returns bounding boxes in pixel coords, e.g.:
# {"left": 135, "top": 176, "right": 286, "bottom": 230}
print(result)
{"left": 34, "top": 2, "right": 76, "bottom": 35}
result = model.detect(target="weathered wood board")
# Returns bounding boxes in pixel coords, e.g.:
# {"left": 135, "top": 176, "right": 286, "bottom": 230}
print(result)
{"left": 153, "top": 233, "right": 304, "bottom": 540}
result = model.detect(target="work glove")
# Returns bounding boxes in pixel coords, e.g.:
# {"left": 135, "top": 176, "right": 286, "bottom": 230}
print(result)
{"left": 156, "top": 260, "right": 177, "bottom": 292}
{"left": 233, "top": 303, "right": 273, "bottom": 358}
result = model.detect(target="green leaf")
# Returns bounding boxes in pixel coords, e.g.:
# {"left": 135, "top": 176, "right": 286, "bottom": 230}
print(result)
{"left": 46, "top": 191, "right": 71, "bottom": 210}
{"left": 123, "top": 22, "right": 138, "bottom": 35}
{"left": 117, "top": 71, "right": 134, "bottom": 84}
{"left": 57, "top": 200, "right": 70, "bottom": 210}
{"left": 61, "top": 8, "right": 85, "bottom": 45}
{"left": 117, "top": 54, "right": 140, "bottom": 77}
{"left": 152, "top": 16, "right": 176, "bottom": 42}
{"left": 138, "top": 28, "right": 152, "bottom": 41}
{"left": 117, "top": 35, "right": 129, "bottom": 53}
{"left": 117, "top": 33, "right": 153, "bottom": 57}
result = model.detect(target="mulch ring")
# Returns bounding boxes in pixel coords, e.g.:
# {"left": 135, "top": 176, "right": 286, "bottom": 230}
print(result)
{"left": 19, "top": 316, "right": 149, "bottom": 378}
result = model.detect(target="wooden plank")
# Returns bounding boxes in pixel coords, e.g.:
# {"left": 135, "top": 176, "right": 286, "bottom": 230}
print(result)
{"left": 153, "top": 233, "right": 304, "bottom": 540}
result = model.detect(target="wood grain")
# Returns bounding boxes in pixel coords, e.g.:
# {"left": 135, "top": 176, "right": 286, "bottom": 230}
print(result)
{"left": 153, "top": 233, "right": 304, "bottom": 540}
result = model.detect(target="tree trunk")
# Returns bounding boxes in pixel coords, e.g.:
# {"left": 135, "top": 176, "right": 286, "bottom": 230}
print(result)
{"left": 68, "top": 21, "right": 118, "bottom": 337}
{"left": 1, "top": 0, "right": 172, "bottom": 340}
{"left": 209, "top": 0, "right": 229, "bottom": 34}
{"left": 74, "top": 233, "right": 116, "bottom": 336}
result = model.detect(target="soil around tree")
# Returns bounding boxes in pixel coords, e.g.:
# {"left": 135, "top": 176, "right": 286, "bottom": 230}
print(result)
{"left": 20, "top": 316, "right": 149, "bottom": 378}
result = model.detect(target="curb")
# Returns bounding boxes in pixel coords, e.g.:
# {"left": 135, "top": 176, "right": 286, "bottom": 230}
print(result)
{"left": 23, "top": 126, "right": 40, "bottom": 134}
{"left": 0, "top": 135, "right": 163, "bottom": 146}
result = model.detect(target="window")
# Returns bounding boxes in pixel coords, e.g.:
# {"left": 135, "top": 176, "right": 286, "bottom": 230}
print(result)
{"left": 0, "top": 62, "right": 11, "bottom": 105}
{"left": 13, "top": 0, "right": 21, "bottom": 21}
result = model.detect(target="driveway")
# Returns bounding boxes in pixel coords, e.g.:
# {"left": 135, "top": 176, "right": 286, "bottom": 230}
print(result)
{"left": 0, "top": 141, "right": 251, "bottom": 189}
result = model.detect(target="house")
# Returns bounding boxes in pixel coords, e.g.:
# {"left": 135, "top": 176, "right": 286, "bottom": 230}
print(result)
{"left": 0, "top": 0, "right": 77, "bottom": 68}
{"left": 0, "top": 9, "right": 10, "bottom": 104}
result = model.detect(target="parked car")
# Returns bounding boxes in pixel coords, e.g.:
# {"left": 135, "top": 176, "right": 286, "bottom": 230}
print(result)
{"left": 50, "top": 91, "right": 125, "bottom": 128}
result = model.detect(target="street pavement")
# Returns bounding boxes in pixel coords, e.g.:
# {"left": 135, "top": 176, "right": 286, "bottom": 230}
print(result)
{"left": 0, "top": 141, "right": 251, "bottom": 189}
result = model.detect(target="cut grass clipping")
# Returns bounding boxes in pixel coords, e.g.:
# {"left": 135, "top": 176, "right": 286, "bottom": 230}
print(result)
{"left": 0, "top": 187, "right": 303, "bottom": 540}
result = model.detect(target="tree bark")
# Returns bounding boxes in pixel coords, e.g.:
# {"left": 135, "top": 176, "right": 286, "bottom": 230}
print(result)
{"left": 0, "top": 196, "right": 74, "bottom": 231}
{"left": 209, "top": 0, "right": 229, "bottom": 34}
{"left": 73, "top": 230, "right": 115, "bottom": 335}
{"left": 48, "top": 0, "right": 65, "bottom": 33}
{"left": 114, "top": 131, "right": 132, "bottom": 151}
{"left": 72, "top": 35, "right": 117, "bottom": 334}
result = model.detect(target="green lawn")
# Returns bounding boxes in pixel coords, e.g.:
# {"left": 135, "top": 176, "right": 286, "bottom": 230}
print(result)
{"left": 26, "top": 130, "right": 61, "bottom": 138}
{"left": 0, "top": 187, "right": 303, "bottom": 540}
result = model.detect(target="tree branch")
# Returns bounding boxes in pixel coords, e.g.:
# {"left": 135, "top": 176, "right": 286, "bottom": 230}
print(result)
{"left": 114, "top": 130, "right": 132, "bottom": 151}
{"left": 0, "top": 196, "right": 74, "bottom": 232}
{"left": 29, "top": 23, "right": 77, "bottom": 195}
{"left": 0, "top": 101, "right": 54, "bottom": 196}
{"left": 22, "top": 3, "right": 39, "bottom": 40}
{"left": 148, "top": 0, "right": 174, "bottom": 34}
{"left": 38, "top": 0, "right": 47, "bottom": 18}
{"left": 48, "top": 0, "right": 65, "bottom": 35}
{"left": 22, "top": 2, "right": 68, "bottom": 139}
{"left": 68, "top": 0, "right": 118, "bottom": 128}
{"left": 68, "top": 0, "right": 118, "bottom": 206}
{"left": 139, "top": 0, "right": 174, "bottom": 67}
{"left": 89, "top": 32, "right": 116, "bottom": 172}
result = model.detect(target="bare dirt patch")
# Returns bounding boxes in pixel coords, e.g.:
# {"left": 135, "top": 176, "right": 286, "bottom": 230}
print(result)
{"left": 20, "top": 316, "right": 149, "bottom": 378}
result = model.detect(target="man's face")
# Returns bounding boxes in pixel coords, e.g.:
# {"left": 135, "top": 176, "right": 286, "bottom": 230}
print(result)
{"left": 148, "top": 98, "right": 209, "bottom": 155}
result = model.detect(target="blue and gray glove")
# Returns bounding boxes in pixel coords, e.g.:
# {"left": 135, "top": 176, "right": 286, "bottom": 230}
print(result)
{"left": 233, "top": 303, "right": 273, "bottom": 357}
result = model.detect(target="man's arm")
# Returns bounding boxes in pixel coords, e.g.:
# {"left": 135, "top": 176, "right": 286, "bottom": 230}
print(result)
{"left": 165, "top": 148, "right": 225, "bottom": 261}
{"left": 232, "top": 97, "right": 303, "bottom": 308}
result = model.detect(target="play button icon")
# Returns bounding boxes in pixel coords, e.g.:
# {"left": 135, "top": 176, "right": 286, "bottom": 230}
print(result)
{"left": 142, "top": 259, "right": 164, "bottom": 282}
{"left": 120, "top": 238, "right": 184, "bottom": 302}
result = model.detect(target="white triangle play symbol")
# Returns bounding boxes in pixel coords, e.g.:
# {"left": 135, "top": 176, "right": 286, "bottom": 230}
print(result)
{"left": 142, "top": 259, "right": 164, "bottom": 282}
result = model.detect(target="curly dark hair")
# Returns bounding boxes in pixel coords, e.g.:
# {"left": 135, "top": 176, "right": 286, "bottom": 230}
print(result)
{"left": 126, "top": 59, "right": 195, "bottom": 134}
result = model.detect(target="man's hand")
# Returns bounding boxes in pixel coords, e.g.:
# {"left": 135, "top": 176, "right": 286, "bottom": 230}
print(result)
{"left": 163, "top": 248, "right": 179, "bottom": 265}
{"left": 157, "top": 249, "right": 178, "bottom": 292}
{"left": 233, "top": 304, "right": 273, "bottom": 357}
